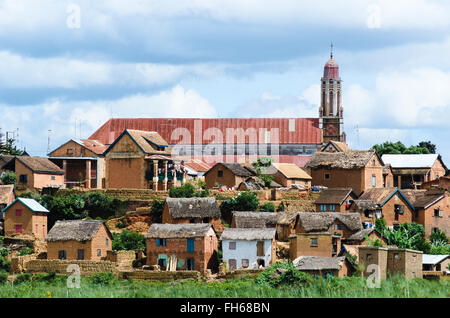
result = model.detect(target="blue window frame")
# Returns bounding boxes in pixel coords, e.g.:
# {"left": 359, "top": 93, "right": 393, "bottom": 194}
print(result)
{"left": 320, "top": 205, "right": 326, "bottom": 211}
{"left": 330, "top": 205, "right": 336, "bottom": 211}
{"left": 156, "top": 238, "right": 166, "bottom": 246}
{"left": 187, "top": 238, "right": 195, "bottom": 253}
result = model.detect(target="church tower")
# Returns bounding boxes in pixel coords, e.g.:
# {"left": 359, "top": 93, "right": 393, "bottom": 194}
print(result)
{"left": 319, "top": 44, "right": 345, "bottom": 144}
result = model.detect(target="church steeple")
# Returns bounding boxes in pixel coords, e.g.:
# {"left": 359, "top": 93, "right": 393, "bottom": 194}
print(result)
{"left": 319, "top": 44, "right": 345, "bottom": 144}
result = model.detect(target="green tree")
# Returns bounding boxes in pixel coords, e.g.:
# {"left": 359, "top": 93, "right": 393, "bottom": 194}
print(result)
{"left": 112, "top": 230, "right": 146, "bottom": 251}
{"left": 252, "top": 157, "right": 275, "bottom": 188}
{"left": 151, "top": 199, "right": 165, "bottom": 223}
{"left": 375, "top": 218, "right": 386, "bottom": 233}
{"left": 418, "top": 141, "right": 436, "bottom": 154}
{"left": 372, "top": 141, "right": 436, "bottom": 156}
{"left": 383, "top": 223, "right": 430, "bottom": 252}
{"left": 1, "top": 171, "right": 17, "bottom": 185}
{"left": 0, "top": 132, "right": 23, "bottom": 155}
{"left": 220, "top": 191, "right": 260, "bottom": 223}
{"left": 260, "top": 202, "right": 275, "bottom": 212}
{"left": 169, "top": 183, "right": 195, "bottom": 198}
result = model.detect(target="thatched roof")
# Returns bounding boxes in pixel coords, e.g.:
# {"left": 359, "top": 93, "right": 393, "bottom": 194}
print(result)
{"left": 239, "top": 176, "right": 282, "bottom": 190}
{"left": 0, "top": 185, "right": 14, "bottom": 205}
{"left": 315, "top": 188, "right": 356, "bottom": 205}
{"left": 352, "top": 199, "right": 379, "bottom": 211}
{"left": 220, "top": 228, "right": 276, "bottom": 241}
{"left": 46, "top": 220, "right": 111, "bottom": 242}
{"left": 221, "top": 163, "right": 254, "bottom": 177}
{"left": 305, "top": 150, "right": 376, "bottom": 170}
{"left": 145, "top": 223, "right": 214, "bottom": 238}
{"left": 277, "top": 212, "right": 301, "bottom": 226}
{"left": 9, "top": 156, "right": 64, "bottom": 175}
{"left": 283, "top": 200, "right": 316, "bottom": 212}
{"left": 232, "top": 211, "right": 279, "bottom": 228}
{"left": 296, "top": 212, "right": 362, "bottom": 232}
{"left": 166, "top": 197, "right": 220, "bottom": 219}
{"left": 243, "top": 164, "right": 278, "bottom": 176}
{"left": 294, "top": 256, "right": 346, "bottom": 271}
{"left": 347, "top": 228, "right": 378, "bottom": 241}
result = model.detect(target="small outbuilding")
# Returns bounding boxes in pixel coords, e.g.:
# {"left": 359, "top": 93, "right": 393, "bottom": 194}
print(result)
{"left": 46, "top": 220, "right": 113, "bottom": 261}
{"left": 422, "top": 254, "right": 450, "bottom": 272}
{"left": 293, "top": 256, "right": 353, "bottom": 278}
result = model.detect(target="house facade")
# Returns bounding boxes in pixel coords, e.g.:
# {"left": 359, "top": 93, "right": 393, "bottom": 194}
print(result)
{"left": 49, "top": 139, "right": 107, "bottom": 189}
{"left": 293, "top": 256, "right": 353, "bottom": 278}
{"left": 204, "top": 162, "right": 254, "bottom": 189}
{"left": 221, "top": 228, "right": 276, "bottom": 270}
{"left": 272, "top": 163, "right": 312, "bottom": 188}
{"left": 145, "top": 223, "right": 218, "bottom": 273}
{"left": 46, "top": 220, "right": 113, "bottom": 261}
{"left": 2, "top": 198, "right": 48, "bottom": 240}
{"left": 314, "top": 188, "right": 358, "bottom": 212}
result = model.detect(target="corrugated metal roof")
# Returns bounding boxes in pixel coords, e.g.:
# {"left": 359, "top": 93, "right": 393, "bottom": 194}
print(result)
{"left": 422, "top": 254, "right": 449, "bottom": 265}
{"left": 2, "top": 198, "right": 49, "bottom": 213}
{"left": 89, "top": 118, "right": 322, "bottom": 146}
{"left": 381, "top": 154, "right": 439, "bottom": 168}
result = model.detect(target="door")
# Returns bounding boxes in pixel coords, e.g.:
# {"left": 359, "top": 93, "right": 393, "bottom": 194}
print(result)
{"left": 77, "top": 249, "right": 85, "bottom": 260}
{"left": 228, "top": 259, "right": 237, "bottom": 271}
{"left": 257, "top": 241, "right": 265, "bottom": 257}
{"left": 15, "top": 224, "right": 22, "bottom": 234}
{"left": 187, "top": 238, "right": 195, "bottom": 253}
{"left": 186, "top": 258, "right": 195, "bottom": 270}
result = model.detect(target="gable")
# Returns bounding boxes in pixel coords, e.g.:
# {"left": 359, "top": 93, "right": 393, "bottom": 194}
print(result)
{"left": 107, "top": 132, "right": 143, "bottom": 154}
{"left": 49, "top": 140, "right": 96, "bottom": 158}
{"left": 382, "top": 190, "right": 415, "bottom": 211}
{"left": 364, "top": 152, "right": 383, "bottom": 169}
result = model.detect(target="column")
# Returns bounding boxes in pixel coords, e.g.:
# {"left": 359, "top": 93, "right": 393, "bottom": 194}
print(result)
{"left": 153, "top": 160, "right": 159, "bottom": 191}
{"left": 85, "top": 160, "right": 91, "bottom": 188}
{"left": 163, "top": 160, "right": 168, "bottom": 191}
{"left": 63, "top": 160, "right": 67, "bottom": 184}
{"left": 397, "top": 175, "right": 402, "bottom": 189}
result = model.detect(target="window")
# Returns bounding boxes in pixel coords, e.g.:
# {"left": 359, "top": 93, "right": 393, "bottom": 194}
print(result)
{"left": 51, "top": 176, "right": 56, "bottom": 181}
{"left": 15, "top": 209, "right": 22, "bottom": 217}
{"left": 105, "top": 238, "right": 109, "bottom": 247}
{"left": 337, "top": 224, "right": 342, "bottom": 230}
{"left": 372, "top": 159, "right": 376, "bottom": 167}
{"left": 218, "top": 170, "right": 223, "bottom": 178}
{"left": 156, "top": 238, "right": 167, "bottom": 246}
{"left": 394, "top": 205, "right": 404, "bottom": 215}
{"left": 187, "top": 238, "right": 195, "bottom": 253}
{"left": 257, "top": 241, "right": 265, "bottom": 256}
{"left": 434, "top": 209, "right": 443, "bottom": 217}
{"left": 58, "top": 250, "right": 67, "bottom": 260}
{"left": 242, "top": 259, "right": 249, "bottom": 268}
{"left": 265, "top": 130, "right": 271, "bottom": 143}
{"left": 19, "top": 174, "right": 27, "bottom": 183}
{"left": 77, "top": 249, "right": 85, "bottom": 260}
{"left": 366, "top": 254, "right": 373, "bottom": 262}
{"left": 228, "top": 259, "right": 237, "bottom": 271}
{"left": 324, "top": 173, "right": 331, "bottom": 180}
{"left": 310, "top": 238, "right": 318, "bottom": 246}
{"left": 15, "top": 224, "right": 22, "bottom": 233}
{"left": 97, "top": 249, "right": 101, "bottom": 257}
{"left": 229, "top": 242, "right": 236, "bottom": 250}
{"left": 320, "top": 204, "right": 327, "bottom": 212}
{"left": 186, "top": 258, "right": 195, "bottom": 270}
{"left": 364, "top": 210, "right": 373, "bottom": 218}
{"left": 394, "top": 253, "right": 399, "bottom": 259}
{"left": 372, "top": 175, "right": 376, "bottom": 187}
{"left": 330, "top": 205, "right": 336, "bottom": 211}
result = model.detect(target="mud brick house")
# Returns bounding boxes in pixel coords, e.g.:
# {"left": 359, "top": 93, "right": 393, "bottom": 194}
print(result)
{"left": 221, "top": 228, "right": 276, "bottom": 270}
{"left": 204, "top": 162, "right": 254, "bottom": 189}
{"left": 272, "top": 163, "right": 312, "bottom": 188}
{"left": 184, "top": 160, "right": 212, "bottom": 179}
{"left": 320, "top": 140, "right": 350, "bottom": 153}
{"left": 103, "top": 129, "right": 187, "bottom": 190}
{"left": 350, "top": 188, "right": 415, "bottom": 230}
{"left": 422, "top": 254, "right": 450, "bottom": 272}
{"left": 403, "top": 189, "right": 449, "bottom": 237}
{"left": 0, "top": 184, "right": 15, "bottom": 214}
{"left": 1, "top": 156, "right": 64, "bottom": 190}
{"left": 46, "top": 220, "right": 113, "bottom": 261}
{"left": 145, "top": 223, "right": 218, "bottom": 273}
{"left": 2, "top": 198, "right": 48, "bottom": 240}
{"left": 344, "top": 228, "right": 387, "bottom": 246}
{"left": 277, "top": 212, "right": 301, "bottom": 242}
{"left": 381, "top": 154, "right": 448, "bottom": 189}
{"left": 49, "top": 139, "right": 107, "bottom": 189}
{"left": 293, "top": 256, "right": 353, "bottom": 278}
{"left": 231, "top": 211, "right": 279, "bottom": 229}
{"left": 289, "top": 212, "right": 362, "bottom": 259}
{"left": 359, "top": 246, "right": 422, "bottom": 280}
{"left": 421, "top": 176, "right": 450, "bottom": 191}
{"left": 237, "top": 176, "right": 282, "bottom": 191}
{"left": 162, "top": 197, "right": 223, "bottom": 232}
{"left": 314, "top": 188, "right": 358, "bottom": 212}
{"left": 305, "top": 150, "right": 390, "bottom": 195}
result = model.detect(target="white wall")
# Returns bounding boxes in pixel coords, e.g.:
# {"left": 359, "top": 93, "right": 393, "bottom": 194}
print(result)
{"left": 222, "top": 239, "right": 272, "bottom": 270}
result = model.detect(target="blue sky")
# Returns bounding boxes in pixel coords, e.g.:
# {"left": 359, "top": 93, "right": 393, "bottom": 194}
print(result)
{"left": 0, "top": 0, "right": 450, "bottom": 164}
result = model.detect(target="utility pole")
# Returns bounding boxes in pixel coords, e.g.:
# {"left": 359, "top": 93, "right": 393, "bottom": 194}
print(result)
{"left": 47, "top": 129, "right": 52, "bottom": 154}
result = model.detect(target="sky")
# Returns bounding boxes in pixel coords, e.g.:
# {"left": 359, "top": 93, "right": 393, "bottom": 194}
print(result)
{"left": 0, "top": 0, "right": 450, "bottom": 164}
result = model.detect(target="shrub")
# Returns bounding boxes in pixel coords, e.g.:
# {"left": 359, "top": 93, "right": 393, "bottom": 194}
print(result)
{"left": 430, "top": 229, "right": 448, "bottom": 245}
{"left": 1, "top": 171, "right": 17, "bottom": 185}
{"left": 375, "top": 218, "right": 386, "bottom": 233}
{"left": 195, "top": 189, "right": 210, "bottom": 197}
{"left": 255, "top": 261, "right": 313, "bottom": 288}
{"left": 169, "top": 183, "right": 195, "bottom": 198}
{"left": 0, "top": 272, "right": 8, "bottom": 284}
{"left": 260, "top": 202, "right": 275, "bottom": 212}
{"left": 197, "top": 180, "right": 206, "bottom": 190}
{"left": 0, "top": 248, "right": 10, "bottom": 257}
{"left": 115, "top": 221, "right": 126, "bottom": 229}
{"left": 17, "top": 247, "right": 34, "bottom": 256}
{"left": 112, "top": 230, "right": 146, "bottom": 251}
{"left": 220, "top": 192, "right": 259, "bottom": 223}
{"left": 151, "top": 199, "right": 165, "bottom": 223}
{"left": 0, "top": 256, "right": 10, "bottom": 272}
{"left": 277, "top": 203, "right": 285, "bottom": 212}
{"left": 89, "top": 272, "right": 116, "bottom": 285}
{"left": 14, "top": 273, "right": 32, "bottom": 284}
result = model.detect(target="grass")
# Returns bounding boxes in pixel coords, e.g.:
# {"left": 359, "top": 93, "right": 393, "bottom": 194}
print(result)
{"left": 0, "top": 274, "right": 448, "bottom": 298}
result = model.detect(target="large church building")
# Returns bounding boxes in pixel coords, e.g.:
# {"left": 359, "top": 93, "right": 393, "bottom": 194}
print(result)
{"left": 88, "top": 51, "right": 346, "bottom": 166}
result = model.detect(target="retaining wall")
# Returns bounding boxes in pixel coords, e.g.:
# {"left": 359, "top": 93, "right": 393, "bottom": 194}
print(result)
{"left": 118, "top": 270, "right": 201, "bottom": 281}
{"left": 25, "top": 260, "right": 116, "bottom": 275}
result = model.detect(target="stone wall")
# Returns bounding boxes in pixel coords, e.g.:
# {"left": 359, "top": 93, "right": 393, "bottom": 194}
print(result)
{"left": 219, "top": 268, "right": 264, "bottom": 280}
{"left": 10, "top": 254, "right": 37, "bottom": 273}
{"left": 25, "top": 260, "right": 116, "bottom": 275}
{"left": 106, "top": 250, "right": 136, "bottom": 269}
{"left": 118, "top": 270, "right": 201, "bottom": 281}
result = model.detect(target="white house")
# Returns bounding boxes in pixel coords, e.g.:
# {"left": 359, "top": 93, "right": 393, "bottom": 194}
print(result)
{"left": 220, "top": 228, "right": 276, "bottom": 270}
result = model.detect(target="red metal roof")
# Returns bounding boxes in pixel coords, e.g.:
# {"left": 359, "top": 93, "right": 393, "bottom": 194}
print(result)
{"left": 324, "top": 58, "right": 339, "bottom": 79}
{"left": 89, "top": 118, "right": 322, "bottom": 146}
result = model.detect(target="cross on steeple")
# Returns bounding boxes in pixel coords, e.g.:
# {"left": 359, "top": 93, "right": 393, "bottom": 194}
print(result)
{"left": 330, "top": 42, "right": 334, "bottom": 59}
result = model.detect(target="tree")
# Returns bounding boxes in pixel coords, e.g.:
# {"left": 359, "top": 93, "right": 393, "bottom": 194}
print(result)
{"left": 1, "top": 171, "right": 17, "bottom": 185}
{"left": 382, "top": 223, "right": 430, "bottom": 253}
{"left": 0, "top": 131, "right": 23, "bottom": 155}
{"left": 112, "top": 230, "right": 146, "bottom": 251}
{"left": 169, "top": 183, "right": 195, "bottom": 198}
{"left": 220, "top": 191, "right": 260, "bottom": 223}
{"left": 418, "top": 141, "right": 436, "bottom": 154}
{"left": 252, "top": 156, "right": 275, "bottom": 188}
{"left": 372, "top": 141, "right": 436, "bottom": 156}
{"left": 151, "top": 199, "right": 165, "bottom": 223}
{"left": 260, "top": 202, "right": 275, "bottom": 212}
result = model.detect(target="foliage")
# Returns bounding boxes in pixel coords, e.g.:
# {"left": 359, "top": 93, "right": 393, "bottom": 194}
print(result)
{"left": 0, "top": 256, "right": 10, "bottom": 272}
{"left": 383, "top": 223, "right": 430, "bottom": 253}
{"left": 375, "top": 218, "right": 386, "bottom": 233}
{"left": 1, "top": 171, "right": 17, "bottom": 185}
{"left": 365, "top": 235, "right": 384, "bottom": 247}
{"left": 112, "top": 230, "right": 146, "bottom": 251}
{"left": 17, "top": 247, "right": 34, "bottom": 256}
{"left": 220, "top": 191, "right": 260, "bottom": 223}
{"left": 0, "top": 133, "right": 23, "bottom": 155}
{"left": 169, "top": 183, "right": 195, "bottom": 198}
{"left": 88, "top": 272, "right": 116, "bottom": 285}
{"left": 252, "top": 156, "right": 275, "bottom": 187}
{"left": 0, "top": 248, "right": 10, "bottom": 257}
{"left": 197, "top": 179, "right": 206, "bottom": 190}
{"left": 150, "top": 199, "right": 165, "bottom": 223}
{"left": 429, "top": 245, "right": 450, "bottom": 255}
{"left": 372, "top": 141, "right": 434, "bottom": 156}
{"left": 277, "top": 202, "right": 285, "bottom": 212}
{"left": 260, "top": 202, "right": 275, "bottom": 212}
{"left": 195, "top": 188, "right": 210, "bottom": 197}
{"left": 255, "top": 261, "right": 314, "bottom": 288}
{"left": 0, "top": 272, "right": 8, "bottom": 284}
{"left": 14, "top": 273, "right": 32, "bottom": 284}
{"left": 84, "top": 192, "right": 127, "bottom": 219}
{"left": 115, "top": 221, "right": 126, "bottom": 229}
{"left": 429, "top": 229, "right": 448, "bottom": 245}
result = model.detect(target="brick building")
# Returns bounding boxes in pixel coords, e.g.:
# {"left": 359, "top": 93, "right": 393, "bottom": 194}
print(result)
{"left": 103, "top": 129, "right": 187, "bottom": 190}
{"left": 381, "top": 154, "right": 447, "bottom": 189}
{"left": 49, "top": 139, "right": 107, "bottom": 189}
{"left": 0, "top": 184, "right": 15, "bottom": 213}
{"left": 46, "top": 220, "right": 113, "bottom": 261}
{"left": 421, "top": 176, "right": 450, "bottom": 191}
{"left": 231, "top": 211, "right": 279, "bottom": 229}
{"left": 2, "top": 198, "right": 48, "bottom": 240}
{"left": 344, "top": 228, "right": 387, "bottom": 246}
{"left": 422, "top": 254, "right": 450, "bottom": 272}
{"left": 1, "top": 156, "right": 64, "bottom": 190}
{"left": 220, "top": 228, "right": 276, "bottom": 270}
{"left": 320, "top": 140, "right": 350, "bottom": 153}
{"left": 272, "top": 163, "right": 312, "bottom": 188}
{"left": 276, "top": 212, "right": 300, "bottom": 242}
{"left": 204, "top": 162, "right": 254, "bottom": 189}
{"left": 314, "top": 188, "right": 358, "bottom": 212}
{"left": 162, "top": 197, "right": 223, "bottom": 232}
{"left": 350, "top": 188, "right": 415, "bottom": 230}
{"left": 145, "top": 223, "right": 218, "bottom": 273}
{"left": 305, "top": 150, "right": 391, "bottom": 195}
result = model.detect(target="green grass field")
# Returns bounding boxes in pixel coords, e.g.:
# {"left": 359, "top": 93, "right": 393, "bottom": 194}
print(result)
{"left": 0, "top": 274, "right": 448, "bottom": 298}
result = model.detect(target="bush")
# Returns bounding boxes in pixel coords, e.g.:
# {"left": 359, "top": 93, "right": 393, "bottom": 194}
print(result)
{"left": 1, "top": 171, "right": 17, "bottom": 185}
{"left": 0, "top": 256, "right": 10, "bottom": 272}
{"left": 151, "top": 199, "right": 165, "bottom": 223}
{"left": 277, "top": 203, "right": 285, "bottom": 212}
{"left": 115, "top": 221, "right": 126, "bottom": 229}
{"left": 88, "top": 272, "right": 116, "bottom": 285}
{"left": 260, "top": 202, "right": 275, "bottom": 212}
{"left": 430, "top": 229, "right": 448, "bottom": 245}
{"left": 195, "top": 189, "right": 210, "bottom": 197}
{"left": 14, "top": 273, "right": 32, "bottom": 284}
{"left": 255, "top": 261, "right": 313, "bottom": 288}
{"left": 0, "top": 248, "right": 10, "bottom": 257}
{"left": 169, "top": 183, "right": 196, "bottom": 198}
{"left": 0, "top": 272, "right": 8, "bottom": 284}
{"left": 17, "top": 247, "right": 34, "bottom": 256}
{"left": 220, "top": 192, "right": 260, "bottom": 223}
{"left": 112, "top": 230, "right": 146, "bottom": 251}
